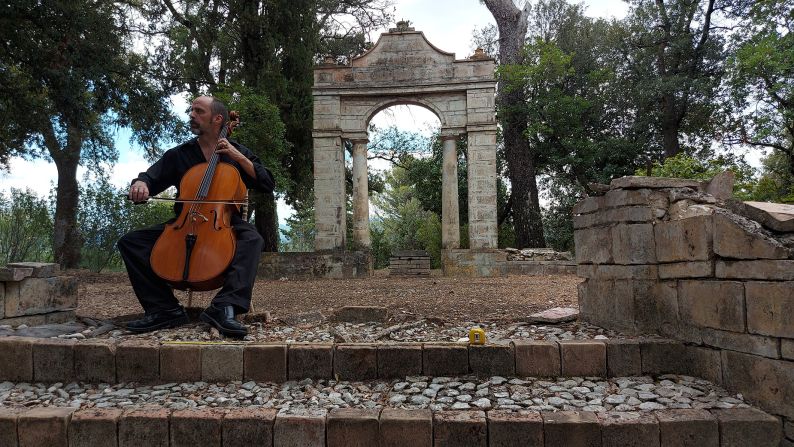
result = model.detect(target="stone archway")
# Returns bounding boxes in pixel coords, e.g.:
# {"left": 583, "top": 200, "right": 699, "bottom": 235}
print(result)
{"left": 312, "top": 22, "right": 498, "bottom": 256}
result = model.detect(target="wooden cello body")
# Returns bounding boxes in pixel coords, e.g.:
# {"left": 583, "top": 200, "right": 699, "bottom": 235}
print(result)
{"left": 150, "top": 114, "right": 246, "bottom": 291}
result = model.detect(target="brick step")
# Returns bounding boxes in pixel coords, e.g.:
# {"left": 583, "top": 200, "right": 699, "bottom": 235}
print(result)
{"left": 0, "top": 406, "right": 781, "bottom": 447}
{"left": 0, "top": 337, "right": 720, "bottom": 384}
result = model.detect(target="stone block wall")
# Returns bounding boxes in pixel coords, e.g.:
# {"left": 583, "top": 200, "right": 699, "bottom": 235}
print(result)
{"left": 258, "top": 252, "right": 372, "bottom": 280}
{"left": 574, "top": 175, "right": 794, "bottom": 433}
{"left": 0, "top": 262, "right": 77, "bottom": 326}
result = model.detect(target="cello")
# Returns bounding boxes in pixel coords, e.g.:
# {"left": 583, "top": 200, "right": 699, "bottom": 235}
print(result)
{"left": 149, "top": 111, "right": 247, "bottom": 291}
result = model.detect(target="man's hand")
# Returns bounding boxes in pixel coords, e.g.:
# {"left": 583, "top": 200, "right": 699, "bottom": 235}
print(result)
{"left": 129, "top": 180, "right": 150, "bottom": 203}
{"left": 215, "top": 138, "right": 245, "bottom": 162}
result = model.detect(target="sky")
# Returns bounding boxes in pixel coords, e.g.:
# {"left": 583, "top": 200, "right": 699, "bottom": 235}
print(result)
{"left": 0, "top": 0, "right": 631, "bottom": 222}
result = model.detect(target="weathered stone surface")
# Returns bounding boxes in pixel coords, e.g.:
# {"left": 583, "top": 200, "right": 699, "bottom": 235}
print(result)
{"left": 513, "top": 340, "right": 560, "bottom": 377}
{"left": 678, "top": 280, "right": 745, "bottom": 332}
{"left": 633, "top": 281, "right": 680, "bottom": 337}
{"left": 611, "top": 223, "right": 656, "bottom": 264}
{"left": 69, "top": 409, "right": 122, "bottom": 447}
{"left": 604, "top": 188, "right": 661, "bottom": 208}
{"left": 559, "top": 340, "right": 607, "bottom": 377}
{"left": 222, "top": 408, "right": 276, "bottom": 446}
{"left": 116, "top": 340, "right": 159, "bottom": 383}
{"left": 716, "top": 260, "right": 794, "bottom": 280}
{"left": 273, "top": 413, "right": 325, "bottom": 447}
{"left": 377, "top": 344, "right": 422, "bottom": 378}
{"left": 422, "top": 343, "right": 469, "bottom": 376}
{"left": 5, "top": 262, "right": 59, "bottom": 278}
{"left": 33, "top": 339, "right": 75, "bottom": 382}
{"left": 0, "top": 266, "right": 33, "bottom": 282}
{"left": 543, "top": 411, "right": 600, "bottom": 447}
{"left": 574, "top": 227, "right": 612, "bottom": 264}
{"left": 572, "top": 196, "right": 603, "bottom": 215}
{"left": 258, "top": 251, "right": 373, "bottom": 280}
{"left": 578, "top": 279, "right": 636, "bottom": 332}
{"left": 334, "top": 344, "right": 377, "bottom": 380}
{"left": 746, "top": 281, "right": 794, "bottom": 338}
{"left": 487, "top": 410, "right": 543, "bottom": 447}
{"left": 607, "top": 339, "right": 642, "bottom": 377}
{"left": 598, "top": 412, "right": 659, "bottom": 447}
{"left": 468, "top": 344, "right": 514, "bottom": 377}
{"left": 701, "top": 328, "right": 780, "bottom": 358}
{"left": 202, "top": 345, "right": 243, "bottom": 382}
{"left": 711, "top": 408, "right": 781, "bottom": 447}
{"left": 722, "top": 350, "right": 794, "bottom": 419}
{"left": 74, "top": 341, "right": 116, "bottom": 383}
{"left": 326, "top": 408, "right": 379, "bottom": 447}
{"left": 0, "top": 408, "right": 20, "bottom": 447}
{"left": 668, "top": 188, "right": 717, "bottom": 204}
{"left": 433, "top": 411, "right": 487, "bottom": 447}
{"left": 705, "top": 170, "right": 735, "bottom": 200}
{"left": 732, "top": 200, "right": 794, "bottom": 233}
{"left": 441, "top": 249, "right": 506, "bottom": 277}
{"left": 118, "top": 409, "right": 169, "bottom": 447}
{"left": 4, "top": 276, "right": 78, "bottom": 317}
{"left": 525, "top": 307, "right": 578, "bottom": 323}
{"left": 656, "top": 409, "right": 718, "bottom": 447}
{"left": 783, "top": 339, "right": 794, "bottom": 360}
{"left": 288, "top": 344, "right": 333, "bottom": 380}
{"left": 655, "top": 216, "right": 713, "bottom": 262}
{"left": 574, "top": 206, "right": 654, "bottom": 229}
{"left": 160, "top": 343, "right": 201, "bottom": 382}
{"left": 330, "top": 306, "right": 387, "bottom": 323}
{"left": 640, "top": 339, "right": 687, "bottom": 375}
{"left": 577, "top": 264, "right": 658, "bottom": 279}
{"left": 244, "top": 344, "right": 287, "bottom": 383}
{"left": 379, "top": 408, "right": 432, "bottom": 447}
{"left": 170, "top": 409, "right": 222, "bottom": 447}
{"left": 685, "top": 345, "right": 723, "bottom": 385}
{"left": 0, "top": 337, "right": 32, "bottom": 381}
{"left": 713, "top": 212, "right": 789, "bottom": 259}
{"left": 17, "top": 407, "right": 74, "bottom": 447}
{"left": 610, "top": 176, "right": 702, "bottom": 189}
{"left": 658, "top": 262, "right": 713, "bottom": 279}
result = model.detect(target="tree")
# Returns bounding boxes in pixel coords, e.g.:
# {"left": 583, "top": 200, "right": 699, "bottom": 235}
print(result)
{"left": 0, "top": 0, "right": 177, "bottom": 267}
{"left": 622, "top": 0, "right": 727, "bottom": 159}
{"left": 138, "top": 0, "right": 394, "bottom": 251}
{"left": 725, "top": 0, "right": 794, "bottom": 195}
{"left": 482, "top": 0, "right": 547, "bottom": 248}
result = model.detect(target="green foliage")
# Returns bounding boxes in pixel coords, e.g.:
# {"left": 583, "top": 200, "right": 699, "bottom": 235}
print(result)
{"left": 280, "top": 201, "right": 316, "bottom": 252}
{"left": 0, "top": 189, "right": 53, "bottom": 264}
{"left": 639, "top": 153, "right": 759, "bottom": 200}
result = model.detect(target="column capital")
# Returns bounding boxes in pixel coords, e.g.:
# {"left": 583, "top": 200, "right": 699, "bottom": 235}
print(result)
{"left": 349, "top": 138, "right": 369, "bottom": 145}
{"left": 440, "top": 127, "right": 466, "bottom": 140}
{"left": 343, "top": 131, "right": 369, "bottom": 144}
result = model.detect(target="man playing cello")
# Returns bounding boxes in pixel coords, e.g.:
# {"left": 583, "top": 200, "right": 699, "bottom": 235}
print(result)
{"left": 118, "top": 96, "right": 274, "bottom": 337}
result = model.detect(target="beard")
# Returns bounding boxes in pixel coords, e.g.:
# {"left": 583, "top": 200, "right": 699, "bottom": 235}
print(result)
{"left": 189, "top": 120, "right": 203, "bottom": 136}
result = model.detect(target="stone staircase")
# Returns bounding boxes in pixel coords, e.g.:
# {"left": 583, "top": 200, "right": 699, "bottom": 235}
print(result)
{"left": 0, "top": 335, "right": 786, "bottom": 446}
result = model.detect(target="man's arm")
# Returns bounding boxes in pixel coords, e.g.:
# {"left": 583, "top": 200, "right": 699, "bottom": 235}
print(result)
{"left": 217, "top": 139, "right": 275, "bottom": 194}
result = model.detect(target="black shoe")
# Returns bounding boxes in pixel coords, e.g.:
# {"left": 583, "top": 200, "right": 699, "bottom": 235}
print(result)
{"left": 200, "top": 303, "right": 247, "bottom": 337}
{"left": 126, "top": 306, "right": 189, "bottom": 333}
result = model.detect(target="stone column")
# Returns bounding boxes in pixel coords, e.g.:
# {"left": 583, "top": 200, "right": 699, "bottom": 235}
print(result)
{"left": 466, "top": 127, "right": 499, "bottom": 248}
{"left": 350, "top": 138, "right": 371, "bottom": 249}
{"left": 313, "top": 131, "right": 346, "bottom": 250}
{"left": 441, "top": 133, "right": 460, "bottom": 249}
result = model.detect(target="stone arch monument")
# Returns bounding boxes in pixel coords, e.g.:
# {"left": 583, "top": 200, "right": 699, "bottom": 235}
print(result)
{"left": 312, "top": 22, "right": 498, "bottom": 260}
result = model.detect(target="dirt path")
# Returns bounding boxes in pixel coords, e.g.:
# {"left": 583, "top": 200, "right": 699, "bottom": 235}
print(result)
{"left": 75, "top": 271, "right": 582, "bottom": 323}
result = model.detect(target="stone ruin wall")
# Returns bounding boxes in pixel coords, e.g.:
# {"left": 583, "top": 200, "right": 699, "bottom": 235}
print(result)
{"left": 574, "top": 175, "right": 794, "bottom": 428}
{"left": 0, "top": 262, "right": 77, "bottom": 327}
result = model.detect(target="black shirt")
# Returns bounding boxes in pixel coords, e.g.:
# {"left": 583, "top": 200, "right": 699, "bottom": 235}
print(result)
{"left": 133, "top": 138, "right": 275, "bottom": 216}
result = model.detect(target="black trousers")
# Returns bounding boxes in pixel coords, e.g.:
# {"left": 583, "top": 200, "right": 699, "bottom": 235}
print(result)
{"left": 117, "top": 215, "right": 264, "bottom": 314}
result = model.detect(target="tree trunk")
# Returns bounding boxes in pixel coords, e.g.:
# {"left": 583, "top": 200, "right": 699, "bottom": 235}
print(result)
{"left": 484, "top": 0, "right": 546, "bottom": 248}
{"left": 253, "top": 191, "right": 279, "bottom": 252}
{"left": 52, "top": 149, "right": 82, "bottom": 268}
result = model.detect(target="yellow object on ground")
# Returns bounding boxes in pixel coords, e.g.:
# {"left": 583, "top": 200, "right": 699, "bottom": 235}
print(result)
{"left": 468, "top": 327, "right": 486, "bottom": 345}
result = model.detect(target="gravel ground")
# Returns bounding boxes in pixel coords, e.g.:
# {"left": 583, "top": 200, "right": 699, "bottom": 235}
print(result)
{"left": 74, "top": 271, "right": 581, "bottom": 323}
{"left": 0, "top": 374, "right": 748, "bottom": 414}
